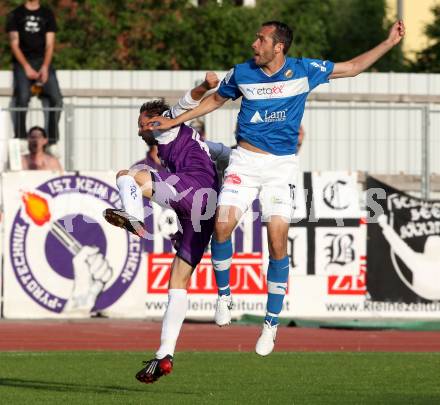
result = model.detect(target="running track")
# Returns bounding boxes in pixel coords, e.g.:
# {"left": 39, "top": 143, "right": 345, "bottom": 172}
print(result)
{"left": 1, "top": 320, "right": 440, "bottom": 352}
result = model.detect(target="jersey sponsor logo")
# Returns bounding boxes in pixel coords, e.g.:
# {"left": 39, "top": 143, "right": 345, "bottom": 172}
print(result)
{"left": 148, "top": 253, "right": 266, "bottom": 294}
{"left": 310, "top": 61, "right": 328, "bottom": 72}
{"left": 250, "top": 111, "right": 264, "bottom": 123}
{"left": 245, "top": 83, "right": 285, "bottom": 97}
{"left": 250, "top": 109, "right": 287, "bottom": 123}
{"left": 224, "top": 173, "right": 242, "bottom": 185}
{"left": 239, "top": 77, "right": 309, "bottom": 100}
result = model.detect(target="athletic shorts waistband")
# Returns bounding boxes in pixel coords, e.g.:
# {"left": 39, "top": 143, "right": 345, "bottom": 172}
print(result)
{"left": 236, "top": 146, "right": 297, "bottom": 159}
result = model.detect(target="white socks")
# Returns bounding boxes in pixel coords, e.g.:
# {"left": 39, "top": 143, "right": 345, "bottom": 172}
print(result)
{"left": 116, "top": 175, "right": 144, "bottom": 221}
{"left": 155, "top": 289, "right": 188, "bottom": 359}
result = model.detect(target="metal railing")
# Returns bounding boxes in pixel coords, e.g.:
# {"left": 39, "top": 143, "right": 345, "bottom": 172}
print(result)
{"left": 305, "top": 104, "right": 431, "bottom": 199}
{"left": 1, "top": 93, "right": 438, "bottom": 199}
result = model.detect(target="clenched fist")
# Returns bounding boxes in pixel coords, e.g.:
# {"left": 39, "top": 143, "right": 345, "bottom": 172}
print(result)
{"left": 203, "top": 71, "right": 220, "bottom": 90}
{"left": 387, "top": 20, "right": 405, "bottom": 46}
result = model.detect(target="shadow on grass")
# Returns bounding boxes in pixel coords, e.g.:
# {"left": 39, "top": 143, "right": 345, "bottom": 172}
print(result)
{"left": 0, "top": 378, "right": 144, "bottom": 394}
{"left": 0, "top": 378, "right": 195, "bottom": 396}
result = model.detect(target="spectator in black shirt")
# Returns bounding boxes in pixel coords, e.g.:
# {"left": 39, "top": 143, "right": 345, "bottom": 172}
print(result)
{"left": 6, "top": 0, "right": 63, "bottom": 145}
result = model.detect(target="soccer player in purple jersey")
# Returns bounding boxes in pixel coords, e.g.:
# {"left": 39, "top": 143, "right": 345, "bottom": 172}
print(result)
{"left": 104, "top": 72, "right": 220, "bottom": 384}
{"left": 145, "top": 20, "right": 405, "bottom": 356}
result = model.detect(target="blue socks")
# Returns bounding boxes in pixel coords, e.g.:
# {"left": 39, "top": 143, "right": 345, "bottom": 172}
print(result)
{"left": 212, "top": 239, "right": 289, "bottom": 325}
{"left": 211, "top": 238, "right": 233, "bottom": 296}
{"left": 265, "top": 256, "right": 289, "bottom": 326}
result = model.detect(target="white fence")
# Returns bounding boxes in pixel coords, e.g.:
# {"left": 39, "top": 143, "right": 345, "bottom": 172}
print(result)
{"left": 0, "top": 70, "right": 439, "bottom": 178}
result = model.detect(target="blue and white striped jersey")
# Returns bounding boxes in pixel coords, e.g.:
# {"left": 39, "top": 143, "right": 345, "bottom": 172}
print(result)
{"left": 217, "top": 57, "right": 334, "bottom": 155}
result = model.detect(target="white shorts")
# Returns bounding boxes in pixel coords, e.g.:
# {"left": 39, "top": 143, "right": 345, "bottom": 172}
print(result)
{"left": 218, "top": 146, "right": 299, "bottom": 221}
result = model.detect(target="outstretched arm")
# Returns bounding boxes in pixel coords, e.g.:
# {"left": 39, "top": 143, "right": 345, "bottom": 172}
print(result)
{"left": 330, "top": 21, "right": 405, "bottom": 79}
{"left": 191, "top": 71, "right": 219, "bottom": 101}
{"left": 147, "top": 91, "right": 228, "bottom": 130}
{"left": 170, "top": 71, "right": 220, "bottom": 118}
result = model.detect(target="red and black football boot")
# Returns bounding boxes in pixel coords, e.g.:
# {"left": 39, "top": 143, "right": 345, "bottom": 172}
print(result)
{"left": 103, "top": 208, "right": 145, "bottom": 238}
{"left": 135, "top": 355, "right": 173, "bottom": 384}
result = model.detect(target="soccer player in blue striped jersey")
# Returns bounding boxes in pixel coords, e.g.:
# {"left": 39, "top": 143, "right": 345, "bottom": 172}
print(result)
{"left": 147, "top": 20, "right": 405, "bottom": 355}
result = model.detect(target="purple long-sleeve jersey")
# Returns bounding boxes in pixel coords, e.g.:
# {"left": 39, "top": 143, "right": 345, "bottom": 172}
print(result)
{"left": 157, "top": 124, "right": 218, "bottom": 191}
{"left": 151, "top": 122, "right": 218, "bottom": 267}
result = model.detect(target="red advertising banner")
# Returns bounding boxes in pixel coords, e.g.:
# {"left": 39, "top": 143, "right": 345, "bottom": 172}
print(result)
{"left": 147, "top": 253, "right": 267, "bottom": 294}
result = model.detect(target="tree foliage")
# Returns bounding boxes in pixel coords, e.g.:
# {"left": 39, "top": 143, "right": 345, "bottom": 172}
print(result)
{"left": 411, "top": 5, "right": 440, "bottom": 72}
{"left": 324, "top": 0, "right": 403, "bottom": 71}
{"left": 0, "top": 0, "right": 406, "bottom": 71}
{"left": 257, "top": 0, "right": 331, "bottom": 58}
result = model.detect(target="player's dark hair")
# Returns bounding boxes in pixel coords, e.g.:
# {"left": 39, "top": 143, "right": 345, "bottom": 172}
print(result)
{"left": 262, "top": 21, "right": 293, "bottom": 54}
{"left": 27, "top": 125, "right": 47, "bottom": 138}
{"left": 139, "top": 99, "right": 170, "bottom": 117}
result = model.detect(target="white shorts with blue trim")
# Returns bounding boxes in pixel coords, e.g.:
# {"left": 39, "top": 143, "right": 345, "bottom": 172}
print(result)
{"left": 218, "top": 146, "right": 299, "bottom": 221}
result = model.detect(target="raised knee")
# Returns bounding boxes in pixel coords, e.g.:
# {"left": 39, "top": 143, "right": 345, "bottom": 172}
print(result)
{"left": 116, "top": 169, "right": 129, "bottom": 179}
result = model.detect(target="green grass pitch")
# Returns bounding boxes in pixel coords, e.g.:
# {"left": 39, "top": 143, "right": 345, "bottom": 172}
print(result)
{"left": 1, "top": 352, "right": 439, "bottom": 404}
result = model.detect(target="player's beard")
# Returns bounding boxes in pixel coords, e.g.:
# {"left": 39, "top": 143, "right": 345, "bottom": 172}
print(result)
{"left": 254, "top": 48, "right": 276, "bottom": 67}
{"left": 139, "top": 130, "right": 157, "bottom": 146}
